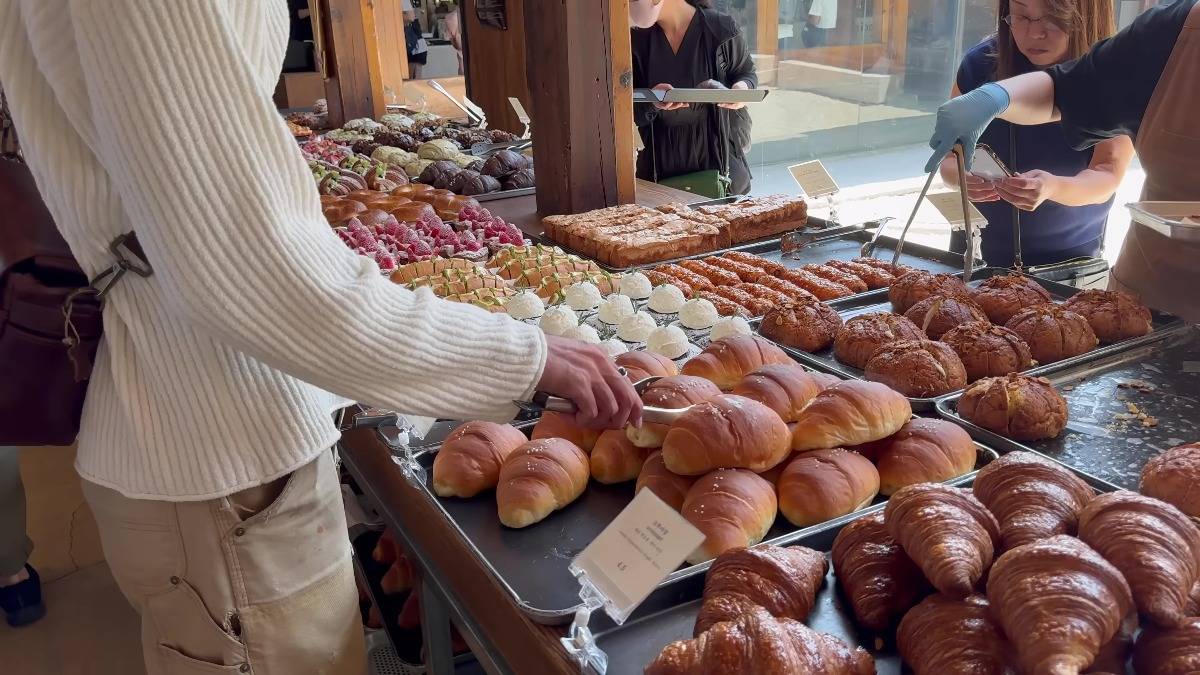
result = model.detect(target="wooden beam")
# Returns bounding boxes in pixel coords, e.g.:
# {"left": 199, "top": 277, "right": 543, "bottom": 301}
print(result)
{"left": 321, "top": 0, "right": 386, "bottom": 125}
{"left": 523, "top": 1, "right": 629, "bottom": 215}
{"left": 462, "top": 0, "right": 532, "bottom": 134}
{"left": 757, "top": 0, "right": 780, "bottom": 56}
{"left": 609, "top": 0, "right": 636, "bottom": 204}
{"left": 374, "top": 0, "right": 410, "bottom": 99}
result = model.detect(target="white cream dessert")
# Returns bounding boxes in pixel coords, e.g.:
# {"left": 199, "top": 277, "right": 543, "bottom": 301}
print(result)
{"left": 679, "top": 298, "right": 719, "bottom": 330}
{"left": 564, "top": 282, "right": 603, "bottom": 312}
{"left": 617, "top": 311, "right": 657, "bottom": 343}
{"left": 648, "top": 284, "right": 686, "bottom": 314}
{"left": 597, "top": 294, "right": 636, "bottom": 325}
{"left": 564, "top": 324, "right": 602, "bottom": 345}
{"left": 646, "top": 326, "right": 691, "bottom": 360}
{"left": 600, "top": 340, "right": 629, "bottom": 357}
{"left": 505, "top": 291, "right": 546, "bottom": 320}
{"left": 710, "top": 316, "right": 753, "bottom": 342}
{"left": 539, "top": 305, "right": 578, "bottom": 336}
{"left": 620, "top": 272, "right": 653, "bottom": 300}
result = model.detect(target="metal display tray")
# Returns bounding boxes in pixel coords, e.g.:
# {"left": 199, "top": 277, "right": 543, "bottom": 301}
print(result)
{"left": 590, "top": 463, "right": 1118, "bottom": 674}
{"left": 474, "top": 186, "right": 535, "bottom": 203}
{"left": 936, "top": 327, "right": 1200, "bottom": 491}
{"left": 783, "top": 267, "right": 1188, "bottom": 412}
{"left": 397, "top": 429, "right": 998, "bottom": 625}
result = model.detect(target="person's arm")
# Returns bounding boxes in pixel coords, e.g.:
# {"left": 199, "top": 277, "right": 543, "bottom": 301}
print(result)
{"left": 63, "top": 2, "right": 635, "bottom": 427}
{"left": 996, "top": 72, "right": 1060, "bottom": 126}
{"left": 717, "top": 24, "right": 758, "bottom": 110}
{"left": 994, "top": 135, "right": 1134, "bottom": 210}
{"left": 938, "top": 84, "right": 1001, "bottom": 202}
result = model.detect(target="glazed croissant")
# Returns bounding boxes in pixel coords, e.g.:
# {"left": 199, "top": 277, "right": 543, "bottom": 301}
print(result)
{"left": 885, "top": 483, "right": 1001, "bottom": 598}
{"left": 1133, "top": 618, "right": 1200, "bottom": 675}
{"left": 830, "top": 511, "right": 930, "bottom": 632}
{"left": 987, "top": 535, "right": 1133, "bottom": 675}
{"left": 972, "top": 451, "right": 1095, "bottom": 551}
{"left": 897, "top": 594, "right": 1013, "bottom": 675}
{"left": 694, "top": 544, "right": 828, "bottom": 636}
{"left": 1087, "top": 613, "right": 1137, "bottom": 675}
{"left": 1077, "top": 490, "right": 1200, "bottom": 628}
{"left": 646, "top": 606, "right": 875, "bottom": 675}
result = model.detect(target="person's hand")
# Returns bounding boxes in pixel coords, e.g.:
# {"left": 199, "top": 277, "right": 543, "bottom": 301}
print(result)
{"left": 963, "top": 173, "right": 1001, "bottom": 202}
{"left": 995, "top": 170, "right": 1057, "bottom": 211}
{"left": 537, "top": 335, "right": 643, "bottom": 430}
{"left": 652, "top": 83, "right": 688, "bottom": 111}
{"left": 924, "top": 82, "right": 1011, "bottom": 173}
{"left": 718, "top": 80, "right": 750, "bottom": 110}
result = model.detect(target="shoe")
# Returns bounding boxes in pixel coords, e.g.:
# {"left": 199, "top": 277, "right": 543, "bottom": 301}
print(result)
{"left": 1, "top": 564, "right": 46, "bottom": 627}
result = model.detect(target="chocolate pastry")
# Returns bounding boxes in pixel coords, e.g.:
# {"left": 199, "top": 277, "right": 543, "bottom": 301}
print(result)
{"left": 482, "top": 149, "right": 528, "bottom": 178}
{"left": 864, "top": 339, "right": 967, "bottom": 398}
{"left": 958, "top": 373, "right": 1067, "bottom": 441}
{"left": 418, "top": 160, "right": 462, "bottom": 189}
{"left": 1005, "top": 304, "right": 1098, "bottom": 364}
{"left": 889, "top": 270, "right": 970, "bottom": 313}
{"left": 351, "top": 140, "right": 381, "bottom": 157}
{"left": 971, "top": 273, "right": 1053, "bottom": 324}
{"left": 465, "top": 159, "right": 486, "bottom": 173}
{"left": 502, "top": 167, "right": 536, "bottom": 191}
{"left": 447, "top": 169, "right": 485, "bottom": 195}
{"left": 1062, "top": 289, "right": 1153, "bottom": 344}
{"left": 941, "top": 322, "right": 1033, "bottom": 382}
{"left": 760, "top": 299, "right": 843, "bottom": 352}
{"left": 490, "top": 129, "right": 517, "bottom": 143}
{"left": 416, "top": 126, "right": 437, "bottom": 142}
{"left": 833, "top": 312, "right": 925, "bottom": 369}
{"left": 904, "top": 294, "right": 991, "bottom": 340}
{"left": 373, "top": 131, "right": 417, "bottom": 150}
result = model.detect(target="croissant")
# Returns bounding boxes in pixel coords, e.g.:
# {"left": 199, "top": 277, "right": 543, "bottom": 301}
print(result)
{"left": 680, "top": 335, "right": 793, "bottom": 390}
{"left": 589, "top": 429, "right": 651, "bottom": 484}
{"left": 1139, "top": 442, "right": 1200, "bottom": 518}
{"left": 987, "top": 535, "right": 1133, "bottom": 675}
{"left": 777, "top": 449, "right": 880, "bottom": 527}
{"left": 646, "top": 606, "right": 875, "bottom": 675}
{"left": 1087, "top": 613, "right": 1137, "bottom": 675}
{"left": 885, "top": 483, "right": 1001, "bottom": 598}
{"left": 872, "top": 418, "right": 977, "bottom": 496}
{"left": 694, "top": 544, "right": 828, "bottom": 636}
{"left": 897, "top": 594, "right": 1012, "bottom": 675}
{"left": 431, "top": 421, "right": 529, "bottom": 498}
{"left": 530, "top": 411, "right": 600, "bottom": 453}
{"left": 682, "top": 469, "right": 778, "bottom": 564}
{"left": 730, "top": 363, "right": 827, "bottom": 423}
{"left": 495, "top": 438, "right": 589, "bottom": 528}
{"left": 791, "top": 380, "right": 912, "bottom": 452}
{"left": 1077, "top": 490, "right": 1200, "bottom": 628}
{"left": 1133, "top": 618, "right": 1200, "bottom": 675}
{"left": 972, "top": 451, "right": 1095, "bottom": 551}
{"left": 830, "top": 511, "right": 930, "bottom": 632}
{"left": 635, "top": 450, "right": 696, "bottom": 511}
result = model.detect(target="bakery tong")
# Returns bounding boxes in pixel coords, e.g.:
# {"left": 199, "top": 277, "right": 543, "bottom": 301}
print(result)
{"left": 514, "top": 375, "right": 688, "bottom": 426}
{"left": 860, "top": 145, "right": 976, "bottom": 283}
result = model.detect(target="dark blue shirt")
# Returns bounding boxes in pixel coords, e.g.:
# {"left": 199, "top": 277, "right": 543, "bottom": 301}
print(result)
{"left": 957, "top": 37, "right": 1112, "bottom": 266}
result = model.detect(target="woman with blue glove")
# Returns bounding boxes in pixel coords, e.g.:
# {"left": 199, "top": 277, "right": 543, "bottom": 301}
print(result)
{"left": 928, "top": 0, "right": 1200, "bottom": 320}
{"left": 939, "top": 0, "right": 1133, "bottom": 267}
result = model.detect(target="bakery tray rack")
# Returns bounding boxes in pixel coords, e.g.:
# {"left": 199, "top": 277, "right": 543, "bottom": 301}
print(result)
{"left": 587, "top": 461, "right": 1117, "bottom": 675}
{"left": 386, "top": 422, "right": 998, "bottom": 626}
{"left": 935, "top": 326, "right": 1200, "bottom": 491}
{"left": 773, "top": 267, "right": 1188, "bottom": 412}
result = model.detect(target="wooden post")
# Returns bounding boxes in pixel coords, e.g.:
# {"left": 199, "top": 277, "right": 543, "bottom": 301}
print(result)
{"left": 523, "top": 1, "right": 636, "bottom": 216}
{"left": 321, "top": 0, "right": 387, "bottom": 126}
{"left": 462, "top": 0, "right": 532, "bottom": 134}
{"left": 610, "top": 0, "right": 636, "bottom": 204}
{"left": 374, "top": 0, "right": 411, "bottom": 98}
{"left": 757, "top": 0, "right": 780, "bottom": 55}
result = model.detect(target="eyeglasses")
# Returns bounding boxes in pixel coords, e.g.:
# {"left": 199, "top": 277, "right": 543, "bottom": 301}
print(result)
{"left": 1003, "top": 13, "right": 1067, "bottom": 34}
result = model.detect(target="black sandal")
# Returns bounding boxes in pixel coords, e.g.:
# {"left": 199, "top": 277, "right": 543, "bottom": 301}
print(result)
{"left": 1, "top": 565, "right": 45, "bottom": 627}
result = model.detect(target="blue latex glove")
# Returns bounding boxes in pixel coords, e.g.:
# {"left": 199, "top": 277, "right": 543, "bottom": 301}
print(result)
{"left": 924, "top": 82, "right": 1011, "bottom": 173}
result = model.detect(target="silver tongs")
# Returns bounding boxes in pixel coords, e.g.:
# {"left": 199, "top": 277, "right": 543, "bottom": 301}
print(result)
{"left": 860, "top": 144, "right": 975, "bottom": 283}
{"left": 513, "top": 375, "right": 691, "bottom": 426}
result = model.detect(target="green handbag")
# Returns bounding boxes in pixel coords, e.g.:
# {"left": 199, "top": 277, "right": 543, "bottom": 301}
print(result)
{"left": 656, "top": 170, "right": 729, "bottom": 199}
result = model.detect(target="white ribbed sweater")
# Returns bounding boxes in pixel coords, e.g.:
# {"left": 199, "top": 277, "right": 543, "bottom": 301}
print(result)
{"left": 0, "top": 0, "right": 546, "bottom": 500}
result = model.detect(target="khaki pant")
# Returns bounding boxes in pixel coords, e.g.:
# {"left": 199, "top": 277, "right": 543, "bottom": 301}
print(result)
{"left": 82, "top": 452, "right": 367, "bottom": 675}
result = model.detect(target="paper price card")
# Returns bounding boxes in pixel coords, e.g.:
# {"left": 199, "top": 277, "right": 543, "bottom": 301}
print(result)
{"left": 788, "top": 161, "right": 839, "bottom": 198}
{"left": 927, "top": 190, "right": 986, "bottom": 228}
{"left": 570, "top": 489, "right": 704, "bottom": 623}
{"left": 508, "top": 97, "right": 530, "bottom": 124}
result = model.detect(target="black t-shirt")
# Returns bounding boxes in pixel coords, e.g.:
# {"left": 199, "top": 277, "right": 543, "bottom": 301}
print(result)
{"left": 1048, "top": 0, "right": 1197, "bottom": 149}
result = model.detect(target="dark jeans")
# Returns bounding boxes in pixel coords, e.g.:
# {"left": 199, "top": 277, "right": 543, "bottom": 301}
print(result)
{"left": 949, "top": 230, "right": 1103, "bottom": 268}
{"left": 804, "top": 25, "right": 829, "bottom": 48}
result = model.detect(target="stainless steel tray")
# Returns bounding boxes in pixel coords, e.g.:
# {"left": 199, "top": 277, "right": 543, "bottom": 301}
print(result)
{"left": 590, "top": 463, "right": 1118, "bottom": 674}
{"left": 1127, "top": 201, "right": 1200, "bottom": 242}
{"left": 783, "top": 267, "right": 1188, "bottom": 412}
{"left": 936, "top": 327, "right": 1200, "bottom": 491}
{"left": 399, "top": 430, "right": 998, "bottom": 625}
{"left": 475, "top": 186, "right": 535, "bottom": 203}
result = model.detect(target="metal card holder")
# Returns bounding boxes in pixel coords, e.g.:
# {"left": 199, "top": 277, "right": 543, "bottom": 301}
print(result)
{"left": 340, "top": 406, "right": 424, "bottom": 485}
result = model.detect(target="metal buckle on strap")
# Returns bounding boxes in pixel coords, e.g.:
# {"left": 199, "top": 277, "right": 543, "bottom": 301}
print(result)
{"left": 87, "top": 233, "right": 153, "bottom": 301}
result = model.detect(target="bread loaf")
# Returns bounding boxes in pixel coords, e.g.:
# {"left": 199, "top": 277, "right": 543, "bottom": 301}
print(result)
{"left": 791, "top": 380, "right": 911, "bottom": 452}
{"left": 759, "top": 299, "right": 843, "bottom": 352}
{"left": 889, "top": 271, "right": 970, "bottom": 313}
{"left": 872, "top": 418, "right": 976, "bottom": 496}
{"left": 971, "top": 273, "right": 1053, "bottom": 324}
{"left": 777, "top": 449, "right": 880, "bottom": 527}
{"left": 636, "top": 450, "right": 696, "bottom": 511}
{"left": 590, "top": 429, "right": 652, "bottom": 484}
{"left": 627, "top": 375, "right": 722, "bottom": 448}
{"left": 833, "top": 312, "right": 925, "bottom": 369}
{"left": 496, "top": 439, "right": 589, "bottom": 528}
{"left": 531, "top": 412, "right": 601, "bottom": 453}
{"left": 662, "top": 395, "right": 792, "bottom": 475}
{"left": 903, "top": 294, "right": 990, "bottom": 340}
{"left": 863, "top": 339, "right": 968, "bottom": 398}
{"left": 941, "top": 321, "right": 1033, "bottom": 382}
{"left": 682, "top": 469, "right": 778, "bottom": 564}
{"left": 432, "top": 421, "right": 529, "bottom": 498}
{"left": 1005, "top": 304, "right": 1098, "bottom": 364}
{"left": 1062, "top": 289, "right": 1153, "bottom": 344}
{"left": 958, "top": 373, "right": 1067, "bottom": 441}
{"left": 730, "top": 364, "right": 826, "bottom": 423}
{"left": 680, "top": 335, "right": 792, "bottom": 390}
{"left": 1140, "top": 442, "right": 1200, "bottom": 518}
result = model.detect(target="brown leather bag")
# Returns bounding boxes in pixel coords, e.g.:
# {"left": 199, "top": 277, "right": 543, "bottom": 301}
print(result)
{"left": 0, "top": 158, "right": 147, "bottom": 445}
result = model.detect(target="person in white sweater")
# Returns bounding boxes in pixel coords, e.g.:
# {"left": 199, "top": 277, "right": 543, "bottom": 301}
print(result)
{"left": 0, "top": 1, "right": 640, "bottom": 673}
